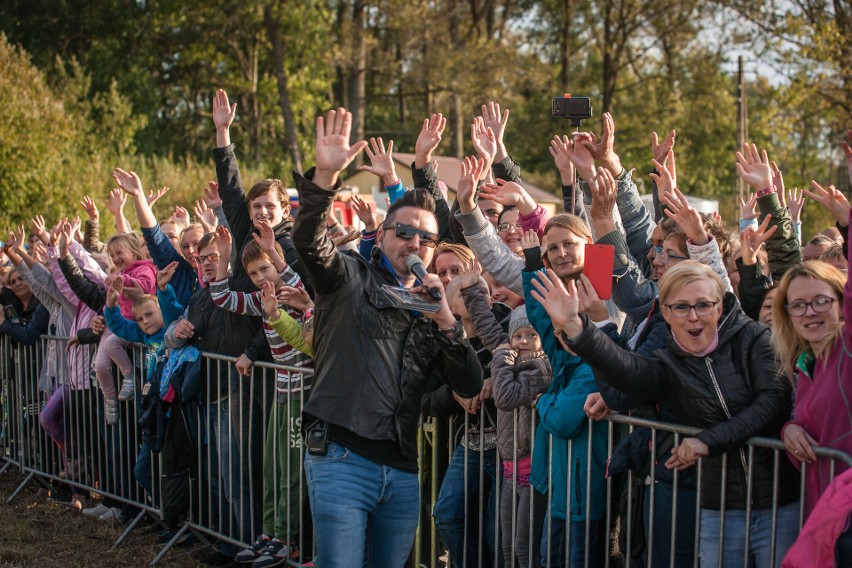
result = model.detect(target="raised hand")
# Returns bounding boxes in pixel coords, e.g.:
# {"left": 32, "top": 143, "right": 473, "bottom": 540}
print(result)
{"left": 787, "top": 187, "right": 806, "bottom": 224}
{"left": 48, "top": 219, "right": 63, "bottom": 246}
{"left": 106, "top": 188, "right": 128, "bottom": 221}
{"left": 313, "top": 107, "right": 368, "bottom": 189}
{"left": 589, "top": 166, "right": 617, "bottom": 222}
{"left": 80, "top": 195, "right": 99, "bottom": 222}
{"left": 567, "top": 133, "right": 597, "bottom": 181}
{"left": 548, "top": 135, "right": 577, "bottom": 184}
{"left": 456, "top": 156, "right": 487, "bottom": 213}
{"left": 213, "top": 89, "right": 237, "bottom": 147}
{"left": 477, "top": 179, "right": 535, "bottom": 214}
{"left": 156, "top": 260, "right": 179, "bottom": 291}
{"left": 194, "top": 200, "right": 218, "bottom": 233}
{"left": 414, "top": 113, "right": 446, "bottom": 168}
{"left": 252, "top": 219, "right": 276, "bottom": 252}
{"left": 147, "top": 186, "right": 170, "bottom": 206}
{"left": 650, "top": 149, "right": 677, "bottom": 199}
{"left": 112, "top": 168, "right": 143, "bottom": 196}
{"left": 260, "top": 281, "right": 280, "bottom": 320}
{"left": 171, "top": 206, "right": 190, "bottom": 228}
{"left": 579, "top": 112, "right": 623, "bottom": 177}
{"left": 661, "top": 187, "right": 709, "bottom": 245}
{"left": 350, "top": 193, "right": 376, "bottom": 231}
{"left": 58, "top": 219, "right": 72, "bottom": 258}
{"left": 470, "top": 117, "right": 497, "bottom": 174}
{"left": 203, "top": 181, "right": 222, "bottom": 210}
{"left": 30, "top": 215, "right": 48, "bottom": 245}
{"left": 803, "top": 181, "right": 851, "bottom": 227}
{"left": 215, "top": 225, "right": 233, "bottom": 260}
{"left": 331, "top": 229, "right": 360, "bottom": 248}
{"left": 70, "top": 216, "right": 82, "bottom": 241}
{"left": 529, "top": 268, "right": 582, "bottom": 336}
{"left": 106, "top": 276, "right": 123, "bottom": 308}
{"left": 651, "top": 130, "right": 676, "bottom": 165}
{"left": 456, "top": 261, "right": 483, "bottom": 290}
{"left": 357, "top": 137, "right": 398, "bottom": 186}
{"left": 771, "top": 161, "right": 785, "bottom": 198}
{"left": 481, "top": 101, "right": 509, "bottom": 162}
{"left": 277, "top": 285, "right": 313, "bottom": 312}
{"left": 520, "top": 228, "right": 540, "bottom": 251}
{"left": 740, "top": 215, "right": 777, "bottom": 266}
{"left": 735, "top": 143, "right": 773, "bottom": 191}
{"left": 739, "top": 191, "right": 758, "bottom": 221}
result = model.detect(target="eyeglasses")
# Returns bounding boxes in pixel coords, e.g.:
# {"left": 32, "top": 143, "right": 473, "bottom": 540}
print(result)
{"left": 198, "top": 253, "right": 220, "bottom": 265}
{"left": 653, "top": 246, "right": 689, "bottom": 264}
{"left": 664, "top": 301, "right": 720, "bottom": 318}
{"left": 497, "top": 221, "right": 523, "bottom": 233}
{"left": 385, "top": 223, "right": 438, "bottom": 248}
{"left": 784, "top": 296, "right": 839, "bottom": 317}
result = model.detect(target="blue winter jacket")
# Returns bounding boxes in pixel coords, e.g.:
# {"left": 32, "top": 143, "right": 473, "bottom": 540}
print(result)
{"left": 523, "top": 269, "right": 608, "bottom": 522}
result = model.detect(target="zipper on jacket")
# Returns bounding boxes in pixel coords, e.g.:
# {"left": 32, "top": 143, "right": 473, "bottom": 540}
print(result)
{"left": 704, "top": 357, "right": 750, "bottom": 492}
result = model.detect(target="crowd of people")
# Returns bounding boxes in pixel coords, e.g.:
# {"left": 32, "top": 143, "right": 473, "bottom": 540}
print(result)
{"left": 1, "top": 89, "right": 852, "bottom": 568}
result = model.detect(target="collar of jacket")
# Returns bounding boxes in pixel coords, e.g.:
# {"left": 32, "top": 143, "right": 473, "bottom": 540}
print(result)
{"left": 370, "top": 246, "right": 407, "bottom": 286}
{"left": 273, "top": 218, "right": 294, "bottom": 237}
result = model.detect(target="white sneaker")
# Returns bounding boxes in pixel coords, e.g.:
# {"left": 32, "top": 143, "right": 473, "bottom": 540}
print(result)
{"left": 104, "top": 398, "right": 118, "bottom": 426}
{"left": 98, "top": 507, "right": 123, "bottom": 524}
{"left": 117, "top": 377, "right": 135, "bottom": 401}
{"left": 82, "top": 503, "right": 109, "bottom": 518}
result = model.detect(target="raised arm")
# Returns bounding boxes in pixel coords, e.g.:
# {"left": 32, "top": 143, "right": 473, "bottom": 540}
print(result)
{"left": 292, "top": 107, "right": 368, "bottom": 297}
{"left": 411, "top": 114, "right": 451, "bottom": 240}
{"left": 212, "top": 89, "right": 253, "bottom": 248}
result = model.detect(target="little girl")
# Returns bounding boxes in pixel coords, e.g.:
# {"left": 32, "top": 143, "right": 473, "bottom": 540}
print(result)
{"left": 460, "top": 268, "right": 552, "bottom": 567}
{"left": 95, "top": 233, "right": 157, "bottom": 424}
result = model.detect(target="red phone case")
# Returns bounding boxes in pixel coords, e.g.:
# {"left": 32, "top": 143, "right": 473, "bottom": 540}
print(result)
{"left": 582, "top": 244, "right": 615, "bottom": 300}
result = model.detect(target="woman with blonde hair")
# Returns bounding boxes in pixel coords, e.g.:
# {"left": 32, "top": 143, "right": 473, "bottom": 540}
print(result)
{"left": 774, "top": 188, "right": 851, "bottom": 524}
{"left": 532, "top": 259, "right": 799, "bottom": 567}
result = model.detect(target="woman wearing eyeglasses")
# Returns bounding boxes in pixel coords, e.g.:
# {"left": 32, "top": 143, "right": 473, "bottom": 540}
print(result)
{"left": 532, "top": 260, "right": 800, "bottom": 567}
{"left": 774, "top": 207, "right": 852, "bottom": 524}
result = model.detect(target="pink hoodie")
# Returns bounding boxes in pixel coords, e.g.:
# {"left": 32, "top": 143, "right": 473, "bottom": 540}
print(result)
{"left": 117, "top": 259, "right": 158, "bottom": 319}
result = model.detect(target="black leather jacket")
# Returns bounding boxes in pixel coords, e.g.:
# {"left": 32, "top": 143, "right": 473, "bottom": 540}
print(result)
{"left": 291, "top": 168, "right": 483, "bottom": 463}
{"left": 564, "top": 293, "right": 798, "bottom": 510}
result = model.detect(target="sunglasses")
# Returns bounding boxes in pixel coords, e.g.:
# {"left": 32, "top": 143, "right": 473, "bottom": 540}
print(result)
{"left": 385, "top": 223, "right": 438, "bottom": 248}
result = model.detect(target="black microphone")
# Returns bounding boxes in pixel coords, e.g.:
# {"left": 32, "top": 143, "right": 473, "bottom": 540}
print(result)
{"left": 406, "top": 254, "right": 442, "bottom": 300}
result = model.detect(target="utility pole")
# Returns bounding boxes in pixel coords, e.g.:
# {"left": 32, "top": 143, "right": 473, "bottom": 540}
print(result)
{"left": 737, "top": 56, "right": 748, "bottom": 217}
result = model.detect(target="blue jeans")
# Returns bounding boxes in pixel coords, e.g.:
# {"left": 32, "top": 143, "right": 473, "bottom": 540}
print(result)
{"left": 433, "top": 445, "right": 502, "bottom": 568}
{"left": 305, "top": 442, "right": 420, "bottom": 568}
{"left": 540, "top": 516, "right": 600, "bottom": 568}
{"left": 698, "top": 502, "right": 799, "bottom": 568}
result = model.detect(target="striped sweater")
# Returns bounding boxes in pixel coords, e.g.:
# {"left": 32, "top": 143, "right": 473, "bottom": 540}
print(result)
{"left": 209, "top": 266, "right": 313, "bottom": 399}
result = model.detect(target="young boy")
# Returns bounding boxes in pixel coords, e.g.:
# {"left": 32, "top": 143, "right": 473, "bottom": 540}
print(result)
{"left": 209, "top": 224, "right": 312, "bottom": 566}
{"left": 104, "top": 261, "right": 184, "bottom": 497}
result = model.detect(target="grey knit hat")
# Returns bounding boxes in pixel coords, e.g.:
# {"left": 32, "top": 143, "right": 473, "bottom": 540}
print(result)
{"left": 509, "top": 306, "right": 531, "bottom": 337}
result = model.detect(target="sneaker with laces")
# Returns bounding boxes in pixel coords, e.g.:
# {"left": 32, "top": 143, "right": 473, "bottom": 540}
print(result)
{"left": 98, "top": 506, "right": 124, "bottom": 524}
{"left": 104, "top": 398, "right": 119, "bottom": 425}
{"left": 82, "top": 503, "right": 109, "bottom": 518}
{"left": 117, "top": 377, "right": 135, "bottom": 401}
{"left": 235, "top": 534, "right": 271, "bottom": 564}
{"left": 252, "top": 540, "right": 295, "bottom": 568}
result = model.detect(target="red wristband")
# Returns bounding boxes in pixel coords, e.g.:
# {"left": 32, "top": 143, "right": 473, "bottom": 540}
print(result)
{"left": 756, "top": 185, "right": 776, "bottom": 197}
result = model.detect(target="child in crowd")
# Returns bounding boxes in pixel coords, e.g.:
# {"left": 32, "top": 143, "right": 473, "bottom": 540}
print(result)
{"left": 210, "top": 224, "right": 313, "bottom": 566}
{"left": 104, "top": 261, "right": 184, "bottom": 497}
{"left": 95, "top": 230, "right": 157, "bottom": 424}
{"left": 457, "top": 265, "right": 552, "bottom": 566}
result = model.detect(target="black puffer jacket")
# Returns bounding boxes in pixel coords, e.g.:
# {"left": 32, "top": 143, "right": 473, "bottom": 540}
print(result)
{"left": 563, "top": 293, "right": 798, "bottom": 510}
{"left": 292, "top": 168, "right": 483, "bottom": 464}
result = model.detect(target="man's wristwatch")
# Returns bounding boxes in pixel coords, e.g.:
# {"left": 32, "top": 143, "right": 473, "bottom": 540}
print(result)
{"left": 438, "top": 319, "right": 465, "bottom": 340}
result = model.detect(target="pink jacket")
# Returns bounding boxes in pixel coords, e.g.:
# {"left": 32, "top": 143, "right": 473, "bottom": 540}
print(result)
{"left": 783, "top": 468, "right": 852, "bottom": 568}
{"left": 782, "top": 210, "right": 852, "bottom": 519}
{"left": 117, "top": 260, "right": 157, "bottom": 319}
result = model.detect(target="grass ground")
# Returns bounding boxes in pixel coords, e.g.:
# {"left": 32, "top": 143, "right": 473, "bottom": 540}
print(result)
{"left": 0, "top": 468, "right": 211, "bottom": 567}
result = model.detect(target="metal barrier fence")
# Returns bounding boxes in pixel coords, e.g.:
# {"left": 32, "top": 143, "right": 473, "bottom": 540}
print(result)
{"left": 1, "top": 333, "right": 851, "bottom": 567}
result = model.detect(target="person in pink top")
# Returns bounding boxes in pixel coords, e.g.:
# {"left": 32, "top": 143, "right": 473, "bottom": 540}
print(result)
{"left": 774, "top": 180, "right": 852, "bottom": 563}
{"left": 94, "top": 231, "right": 157, "bottom": 424}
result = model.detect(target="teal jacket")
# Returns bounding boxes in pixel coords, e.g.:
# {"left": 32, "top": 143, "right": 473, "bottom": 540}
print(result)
{"left": 523, "top": 269, "right": 608, "bottom": 522}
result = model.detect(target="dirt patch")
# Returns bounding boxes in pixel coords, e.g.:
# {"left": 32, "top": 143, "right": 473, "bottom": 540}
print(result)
{"left": 0, "top": 468, "right": 211, "bottom": 567}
